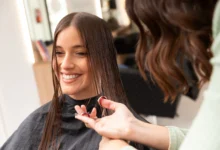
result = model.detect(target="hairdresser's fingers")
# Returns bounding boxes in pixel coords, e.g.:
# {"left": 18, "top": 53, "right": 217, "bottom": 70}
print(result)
{"left": 89, "top": 107, "right": 97, "bottom": 119}
{"left": 98, "top": 98, "right": 122, "bottom": 111}
{"left": 75, "top": 114, "right": 96, "bottom": 129}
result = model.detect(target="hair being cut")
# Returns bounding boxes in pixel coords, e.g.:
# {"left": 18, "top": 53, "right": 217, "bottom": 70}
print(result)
{"left": 126, "top": 0, "right": 217, "bottom": 101}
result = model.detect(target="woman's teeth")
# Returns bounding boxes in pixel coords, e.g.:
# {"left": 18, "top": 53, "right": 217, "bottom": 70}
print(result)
{"left": 62, "top": 74, "right": 79, "bottom": 80}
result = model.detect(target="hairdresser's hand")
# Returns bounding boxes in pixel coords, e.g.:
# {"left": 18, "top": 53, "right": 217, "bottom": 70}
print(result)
{"left": 99, "top": 137, "right": 130, "bottom": 150}
{"left": 75, "top": 97, "right": 170, "bottom": 150}
{"left": 75, "top": 97, "right": 137, "bottom": 140}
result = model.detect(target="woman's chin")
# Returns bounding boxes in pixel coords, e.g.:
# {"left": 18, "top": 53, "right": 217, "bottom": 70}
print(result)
{"left": 62, "top": 90, "right": 76, "bottom": 96}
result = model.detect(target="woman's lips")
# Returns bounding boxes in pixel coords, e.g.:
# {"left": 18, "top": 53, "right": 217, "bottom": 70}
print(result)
{"left": 61, "top": 73, "right": 80, "bottom": 83}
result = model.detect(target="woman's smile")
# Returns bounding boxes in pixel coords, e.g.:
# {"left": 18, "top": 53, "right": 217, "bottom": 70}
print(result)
{"left": 61, "top": 73, "right": 81, "bottom": 84}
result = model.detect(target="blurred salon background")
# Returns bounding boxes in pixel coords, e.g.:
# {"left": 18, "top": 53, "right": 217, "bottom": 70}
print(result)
{"left": 0, "top": 0, "right": 207, "bottom": 146}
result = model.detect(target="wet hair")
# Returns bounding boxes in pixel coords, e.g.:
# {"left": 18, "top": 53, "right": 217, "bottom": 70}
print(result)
{"left": 126, "top": 0, "right": 217, "bottom": 101}
{"left": 38, "top": 12, "right": 144, "bottom": 149}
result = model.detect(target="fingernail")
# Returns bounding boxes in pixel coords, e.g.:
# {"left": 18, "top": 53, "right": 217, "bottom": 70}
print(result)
{"left": 97, "top": 96, "right": 107, "bottom": 107}
{"left": 81, "top": 112, "right": 90, "bottom": 117}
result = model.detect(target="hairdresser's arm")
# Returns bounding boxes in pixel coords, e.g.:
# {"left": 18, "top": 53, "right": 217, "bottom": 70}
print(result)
{"left": 124, "top": 119, "right": 187, "bottom": 150}
{"left": 98, "top": 126, "right": 187, "bottom": 150}
{"left": 75, "top": 99, "right": 170, "bottom": 150}
{"left": 126, "top": 117, "right": 170, "bottom": 150}
{"left": 179, "top": 2, "right": 220, "bottom": 149}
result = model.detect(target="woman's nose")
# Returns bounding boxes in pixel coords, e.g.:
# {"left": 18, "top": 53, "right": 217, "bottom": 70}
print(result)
{"left": 61, "top": 54, "right": 74, "bottom": 69}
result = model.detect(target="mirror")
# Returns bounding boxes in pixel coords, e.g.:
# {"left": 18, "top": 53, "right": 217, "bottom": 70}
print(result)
{"left": 24, "top": 0, "right": 132, "bottom": 43}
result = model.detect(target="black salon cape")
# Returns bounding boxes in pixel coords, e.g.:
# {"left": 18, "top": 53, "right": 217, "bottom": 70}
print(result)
{"left": 1, "top": 95, "right": 150, "bottom": 150}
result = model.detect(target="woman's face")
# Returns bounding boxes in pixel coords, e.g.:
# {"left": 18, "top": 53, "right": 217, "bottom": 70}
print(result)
{"left": 54, "top": 26, "right": 96, "bottom": 100}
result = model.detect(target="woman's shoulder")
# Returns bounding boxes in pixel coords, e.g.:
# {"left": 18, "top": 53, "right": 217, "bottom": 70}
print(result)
{"left": 22, "top": 101, "right": 52, "bottom": 125}
{"left": 1, "top": 101, "right": 52, "bottom": 150}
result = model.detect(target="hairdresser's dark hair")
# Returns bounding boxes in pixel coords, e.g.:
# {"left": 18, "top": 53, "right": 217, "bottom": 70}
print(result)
{"left": 38, "top": 12, "right": 144, "bottom": 149}
{"left": 126, "top": 0, "right": 217, "bottom": 101}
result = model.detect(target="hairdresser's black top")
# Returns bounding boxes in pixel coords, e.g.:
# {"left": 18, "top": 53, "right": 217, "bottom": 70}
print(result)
{"left": 1, "top": 95, "right": 150, "bottom": 150}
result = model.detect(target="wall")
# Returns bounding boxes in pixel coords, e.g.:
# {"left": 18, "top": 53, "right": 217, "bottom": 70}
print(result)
{"left": 0, "top": 89, "right": 7, "bottom": 146}
{"left": 0, "top": 0, "right": 40, "bottom": 146}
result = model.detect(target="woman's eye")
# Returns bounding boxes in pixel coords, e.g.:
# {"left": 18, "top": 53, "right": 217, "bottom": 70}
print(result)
{"left": 76, "top": 52, "right": 88, "bottom": 56}
{"left": 55, "top": 51, "right": 64, "bottom": 55}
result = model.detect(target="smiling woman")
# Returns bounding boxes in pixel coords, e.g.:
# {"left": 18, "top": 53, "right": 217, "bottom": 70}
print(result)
{"left": 55, "top": 26, "right": 96, "bottom": 100}
{"left": 1, "top": 12, "right": 150, "bottom": 150}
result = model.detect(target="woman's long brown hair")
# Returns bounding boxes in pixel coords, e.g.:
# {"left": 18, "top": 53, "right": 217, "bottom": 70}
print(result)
{"left": 126, "top": 0, "right": 217, "bottom": 101}
{"left": 38, "top": 12, "right": 143, "bottom": 149}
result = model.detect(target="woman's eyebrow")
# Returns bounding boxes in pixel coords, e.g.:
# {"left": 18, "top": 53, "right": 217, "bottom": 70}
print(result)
{"left": 71, "top": 45, "right": 85, "bottom": 49}
{"left": 55, "top": 45, "right": 85, "bottom": 49}
{"left": 55, "top": 46, "right": 62, "bottom": 49}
